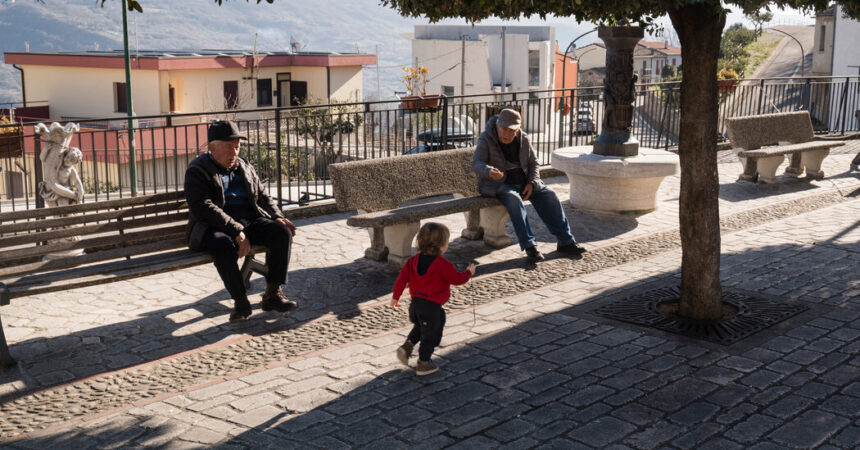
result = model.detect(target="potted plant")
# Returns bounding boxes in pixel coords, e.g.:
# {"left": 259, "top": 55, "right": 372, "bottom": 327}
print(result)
{"left": 717, "top": 68, "right": 739, "bottom": 93}
{"left": 400, "top": 65, "right": 440, "bottom": 110}
{"left": 0, "top": 114, "right": 23, "bottom": 158}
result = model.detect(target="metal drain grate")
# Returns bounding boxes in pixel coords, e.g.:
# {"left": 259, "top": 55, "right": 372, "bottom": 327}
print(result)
{"left": 594, "top": 286, "right": 808, "bottom": 345}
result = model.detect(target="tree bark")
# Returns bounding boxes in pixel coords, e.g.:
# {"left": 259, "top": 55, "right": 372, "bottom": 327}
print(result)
{"left": 669, "top": 2, "right": 725, "bottom": 320}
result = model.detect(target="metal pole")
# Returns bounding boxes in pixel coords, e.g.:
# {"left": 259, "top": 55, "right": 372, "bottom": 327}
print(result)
{"left": 375, "top": 44, "right": 380, "bottom": 100}
{"left": 121, "top": 0, "right": 138, "bottom": 196}
{"left": 460, "top": 35, "right": 466, "bottom": 101}
{"left": 500, "top": 27, "right": 506, "bottom": 95}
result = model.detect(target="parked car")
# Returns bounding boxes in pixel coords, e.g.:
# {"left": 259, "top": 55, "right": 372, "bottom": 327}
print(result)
{"left": 574, "top": 116, "right": 596, "bottom": 135}
{"left": 404, "top": 128, "right": 475, "bottom": 155}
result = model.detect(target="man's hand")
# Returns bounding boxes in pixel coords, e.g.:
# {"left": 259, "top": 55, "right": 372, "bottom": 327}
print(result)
{"left": 467, "top": 263, "right": 476, "bottom": 275}
{"left": 235, "top": 231, "right": 251, "bottom": 258}
{"left": 522, "top": 182, "right": 534, "bottom": 201}
{"left": 277, "top": 217, "right": 297, "bottom": 236}
{"left": 390, "top": 297, "right": 400, "bottom": 309}
{"left": 488, "top": 168, "right": 504, "bottom": 181}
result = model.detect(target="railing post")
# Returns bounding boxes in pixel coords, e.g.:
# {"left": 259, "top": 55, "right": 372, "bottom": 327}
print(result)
{"left": 34, "top": 133, "right": 44, "bottom": 209}
{"left": 801, "top": 77, "right": 811, "bottom": 111}
{"left": 275, "top": 108, "right": 283, "bottom": 205}
{"left": 440, "top": 95, "right": 449, "bottom": 148}
{"left": 839, "top": 78, "right": 850, "bottom": 135}
{"left": 757, "top": 78, "right": 765, "bottom": 115}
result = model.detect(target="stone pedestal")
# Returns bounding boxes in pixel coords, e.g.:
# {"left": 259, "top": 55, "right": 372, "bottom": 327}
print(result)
{"left": 552, "top": 146, "right": 679, "bottom": 214}
{"left": 593, "top": 26, "right": 644, "bottom": 158}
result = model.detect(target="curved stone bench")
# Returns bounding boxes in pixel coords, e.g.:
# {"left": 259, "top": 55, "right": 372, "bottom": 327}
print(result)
{"left": 727, "top": 112, "right": 847, "bottom": 183}
{"left": 330, "top": 148, "right": 511, "bottom": 268}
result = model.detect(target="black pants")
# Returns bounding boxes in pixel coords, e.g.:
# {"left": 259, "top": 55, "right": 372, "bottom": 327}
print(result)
{"left": 407, "top": 297, "right": 446, "bottom": 361}
{"left": 201, "top": 216, "right": 292, "bottom": 308}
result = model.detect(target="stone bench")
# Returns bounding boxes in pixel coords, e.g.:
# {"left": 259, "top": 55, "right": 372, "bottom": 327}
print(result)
{"left": 329, "top": 148, "right": 511, "bottom": 268}
{"left": 0, "top": 191, "right": 272, "bottom": 367}
{"left": 726, "top": 111, "right": 847, "bottom": 183}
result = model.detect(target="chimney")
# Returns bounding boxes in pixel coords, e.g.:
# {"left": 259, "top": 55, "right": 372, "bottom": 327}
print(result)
{"left": 664, "top": 40, "right": 668, "bottom": 49}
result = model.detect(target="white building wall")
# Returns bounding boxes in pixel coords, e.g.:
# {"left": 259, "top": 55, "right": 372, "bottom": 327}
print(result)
{"left": 22, "top": 65, "right": 161, "bottom": 119}
{"left": 411, "top": 39, "right": 492, "bottom": 96}
{"left": 829, "top": 4, "right": 860, "bottom": 130}
{"left": 812, "top": 14, "right": 835, "bottom": 75}
{"left": 328, "top": 66, "right": 363, "bottom": 102}
{"left": 575, "top": 45, "right": 606, "bottom": 71}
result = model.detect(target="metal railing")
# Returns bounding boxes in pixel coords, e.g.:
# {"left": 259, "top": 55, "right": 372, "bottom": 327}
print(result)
{"left": 1, "top": 76, "right": 857, "bottom": 213}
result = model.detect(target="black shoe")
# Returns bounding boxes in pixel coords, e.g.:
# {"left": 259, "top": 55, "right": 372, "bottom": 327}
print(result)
{"left": 261, "top": 287, "right": 298, "bottom": 312}
{"left": 557, "top": 242, "right": 587, "bottom": 256}
{"left": 229, "top": 305, "right": 252, "bottom": 322}
{"left": 525, "top": 246, "right": 545, "bottom": 263}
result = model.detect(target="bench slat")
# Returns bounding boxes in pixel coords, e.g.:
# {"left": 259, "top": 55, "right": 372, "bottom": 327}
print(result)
{"left": 0, "top": 212, "right": 188, "bottom": 248}
{"left": 1, "top": 201, "right": 187, "bottom": 234}
{"left": 0, "top": 191, "right": 185, "bottom": 222}
{"left": 4, "top": 245, "right": 266, "bottom": 299}
{"left": 346, "top": 196, "right": 501, "bottom": 228}
{"left": 5, "top": 253, "right": 212, "bottom": 300}
{"left": 0, "top": 237, "right": 188, "bottom": 279}
{"left": 0, "top": 225, "right": 186, "bottom": 265}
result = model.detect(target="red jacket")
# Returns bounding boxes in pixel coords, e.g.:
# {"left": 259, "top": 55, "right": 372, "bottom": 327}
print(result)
{"left": 392, "top": 254, "right": 472, "bottom": 305}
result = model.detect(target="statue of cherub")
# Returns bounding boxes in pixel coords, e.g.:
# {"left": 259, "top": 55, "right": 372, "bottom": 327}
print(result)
{"left": 34, "top": 122, "right": 83, "bottom": 207}
{"left": 38, "top": 147, "right": 84, "bottom": 207}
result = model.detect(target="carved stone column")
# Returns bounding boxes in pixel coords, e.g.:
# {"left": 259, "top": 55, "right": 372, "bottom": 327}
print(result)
{"left": 593, "top": 26, "right": 644, "bottom": 157}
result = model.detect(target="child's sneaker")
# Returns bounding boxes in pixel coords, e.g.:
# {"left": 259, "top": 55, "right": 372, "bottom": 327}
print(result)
{"left": 396, "top": 341, "right": 413, "bottom": 366}
{"left": 416, "top": 360, "right": 438, "bottom": 376}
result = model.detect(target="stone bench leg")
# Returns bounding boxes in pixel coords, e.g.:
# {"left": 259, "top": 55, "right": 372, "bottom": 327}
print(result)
{"left": 785, "top": 152, "right": 804, "bottom": 176}
{"left": 364, "top": 227, "right": 389, "bottom": 261}
{"left": 480, "top": 205, "right": 512, "bottom": 248}
{"left": 800, "top": 148, "right": 829, "bottom": 180}
{"left": 461, "top": 209, "right": 483, "bottom": 240}
{"left": 737, "top": 155, "right": 758, "bottom": 182}
{"left": 384, "top": 222, "right": 420, "bottom": 268}
{"left": 755, "top": 155, "right": 785, "bottom": 184}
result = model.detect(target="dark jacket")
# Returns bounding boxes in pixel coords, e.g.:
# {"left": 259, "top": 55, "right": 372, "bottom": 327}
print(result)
{"left": 184, "top": 153, "right": 283, "bottom": 250}
{"left": 471, "top": 115, "right": 542, "bottom": 196}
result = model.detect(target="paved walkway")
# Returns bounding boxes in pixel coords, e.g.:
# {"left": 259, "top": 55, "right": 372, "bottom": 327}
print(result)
{"left": 0, "top": 145, "right": 858, "bottom": 448}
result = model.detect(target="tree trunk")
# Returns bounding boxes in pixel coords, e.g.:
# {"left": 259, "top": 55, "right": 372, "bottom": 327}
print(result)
{"left": 668, "top": 2, "right": 726, "bottom": 320}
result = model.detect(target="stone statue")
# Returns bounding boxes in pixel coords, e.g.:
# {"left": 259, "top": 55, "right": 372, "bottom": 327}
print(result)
{"left": 593, "top": 26, "right": 644, "bottom": 157}
{"left": 35, "top": 122, "right": 83, "bottom": 208}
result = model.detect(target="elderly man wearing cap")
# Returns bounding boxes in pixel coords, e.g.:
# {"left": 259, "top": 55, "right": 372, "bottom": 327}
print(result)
{"left": 472, "top": 109, "right": 586, "bottom": 263}
{"left": 185, "top": 120, "right": 298, "bottom": 322}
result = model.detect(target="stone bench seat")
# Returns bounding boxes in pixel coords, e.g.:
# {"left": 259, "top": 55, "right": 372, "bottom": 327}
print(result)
{"left": 346, "top": 196, "right": 501, "bottom": 228}
{"left": 727, "top": 111, "right": 847, "bottom": 183}
{"left": 330, "top": 148, "right": 511, "bottom": 268}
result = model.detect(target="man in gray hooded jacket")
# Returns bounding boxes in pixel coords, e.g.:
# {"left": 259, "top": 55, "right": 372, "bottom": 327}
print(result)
{"left": 472, "top": 109, "right": 585, "bottom": 263}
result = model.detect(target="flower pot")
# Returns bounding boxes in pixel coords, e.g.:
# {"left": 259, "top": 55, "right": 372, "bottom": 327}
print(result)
{"left": 401, "top": 94, "right": 441, "bottom": 110}
{"left": 718, "top": 79, "right": 738, "bottom": 93}
{"left": 0, "top": 129, "right": 23, "bottom": 158}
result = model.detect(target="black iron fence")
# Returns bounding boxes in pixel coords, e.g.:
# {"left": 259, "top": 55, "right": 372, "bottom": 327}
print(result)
{"left": 1, "top": 76, "right": 857, "bottom": 213}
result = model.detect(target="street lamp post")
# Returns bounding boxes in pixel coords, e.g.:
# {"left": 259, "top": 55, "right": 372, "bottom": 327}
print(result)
{"left": 121, "top": 0, "right": 138, "bottom": 196}
{"left": 769, "top": 27, "right": 805, "bottom": 77}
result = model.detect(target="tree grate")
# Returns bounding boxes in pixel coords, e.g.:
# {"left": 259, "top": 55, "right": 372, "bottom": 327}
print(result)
{"left": 593, "top": 286, "right": 808, "bottom": 345}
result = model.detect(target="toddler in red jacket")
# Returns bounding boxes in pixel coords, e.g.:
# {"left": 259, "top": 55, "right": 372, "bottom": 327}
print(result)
{"left": 391, "top": 222, "right": 475, "bottom": 375}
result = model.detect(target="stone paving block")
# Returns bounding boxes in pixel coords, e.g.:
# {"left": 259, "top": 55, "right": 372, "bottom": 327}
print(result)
{"left": 698, "top": 437, "right": 744, "bottom": 450}
{"left": 808, "top": 352, "right": 851, "bottom": 375}
{"left": 334, "top": 418, "right": 398, "bottom": 446}
{"left": 531, "top": 419, "right": 577, "bottom": 441}
{"left": 830, "top": 426, "right": 860, "bottom": 449}
{"left": 668, "top": 401, "right": 721, "bottom": 426}
{"left": 761, "top": 336, "right": 807, "bottom": 353}
{"left": 186, "top": 380, "right": 250, "bottom": 402}
{"left": 421, "top": 381, "right": 495, "bottom": 413}
{"left": 177, "top": 426, "right": 227, "bottom": 445}
{"left": 763, "top": 393, "right": 816, "bottom": 419}
{"left": 740, "top": 369, "right": 784, "bottom": 389}
{"left": 612, "top": 402, "right": 664, "bottom": 426}
{"left": 603, "top": 388, "right": 645, "bottom": 407}
{"left": 450, "top": 416, "right": 499, "bottom": 439}
{"left": 820, "top": 365, "right": 860, "bottom": 387}
{"left": 768, "top": 409, "right": 850, "bottom": 448}
{"left": 570, "top": 402, "right": 613, "bottom": 424}
{"left": 715, "top": 402, "right": 758, "bottom": 425}
{"left": 719, "top": 356, "right": 763, "bottom": 373}
{"left": 696, "top": 366, "right": 744, "bottom": 385}
{"left": 623, "top": 421, "right": 684, "bottom": 450}
{"left": 796, "top": 381, "right": 839, "bottom": 399}
{"left": 641, "top": 378, "right": 718, "bottom": 413}
{"left": 568, "top": 416, "right": 637, "bottom": 447}
{"left": 484, "top": 418, "right": 537, "bottom": 443}
{"left": 517, "top": 371, "right": 570, "bottom": 395}
{"left": 819, "top": 394, "right": 860, "bottom": 416}
{"left": 562, "top": 384, "right": 615, "bottom": 408}
{"left": 783, "top": 349, "right": 825, "bottom": 365}
{"left": 521, "top": 402, "right": 576, "bottom": 426}
{"left": 639, "top": 355, "right": 685, "bottom": 373}
{"left": 724, "top": 413, "right": 782, "bottom": 443}
{"left": 394, "top": 419, "right": 448, "bottom": 443}
{"left": 706, "top": 384, "right": 755, "bottom": 407}
{"left": 228, "top": 391, "right": 282, "bottom": 412}
{"left": 278, "top": 388, "right": 339, "bottom": 414}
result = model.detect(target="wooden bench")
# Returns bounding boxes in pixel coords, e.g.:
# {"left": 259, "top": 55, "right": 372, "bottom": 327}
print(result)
{"left": 329, "top": 148, "right": 511, "bottom": 268}
{"left": 0, "top": 191, "right": 271, "bottom": 367}
{"left": 726, "top": 111, "right": 847, "bottom": 183}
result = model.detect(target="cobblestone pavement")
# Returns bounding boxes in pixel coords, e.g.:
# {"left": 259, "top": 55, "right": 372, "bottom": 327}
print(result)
{"left": 0, "top": 145, "right": 858, "bottom": 447}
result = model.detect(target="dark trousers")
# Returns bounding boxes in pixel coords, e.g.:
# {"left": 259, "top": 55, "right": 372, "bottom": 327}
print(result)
{"left": 201, "top": 216, "right": 292, "bottom": 308}
{"left": 407, "top": 297, "right": 446, "bottom": 361}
